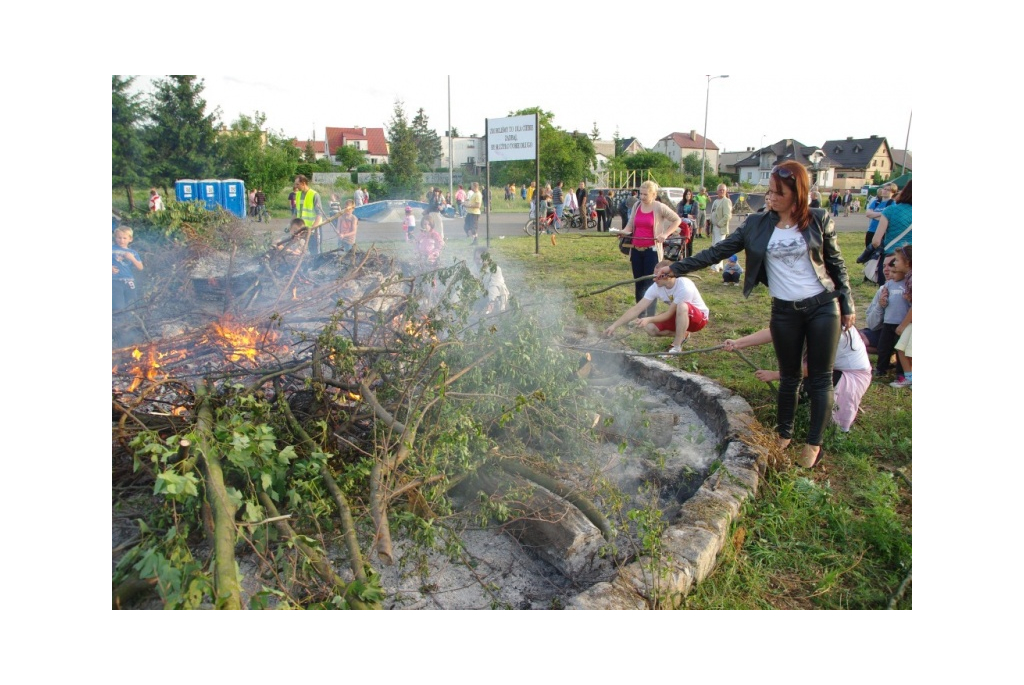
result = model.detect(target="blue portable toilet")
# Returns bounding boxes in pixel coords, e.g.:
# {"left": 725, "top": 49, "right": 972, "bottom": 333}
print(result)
{"left": 175, "top": 179, "right": 198, "bottom": 203}
{"left": 198, "top": 179, "right": 222, "bottom": 211}
{"left": 220, "top": 179, "right": 246, "bottom": 218}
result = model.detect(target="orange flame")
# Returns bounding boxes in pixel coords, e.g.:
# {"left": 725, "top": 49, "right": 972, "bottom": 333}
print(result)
{"left": 207, "top": 319, "right": 282, "bottom": 363}
{"left": 122, "top": 345, "right": 180, "bottom": 392}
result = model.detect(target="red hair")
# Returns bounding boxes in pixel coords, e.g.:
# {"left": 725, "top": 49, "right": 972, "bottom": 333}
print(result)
{"left": 771, "top": 160, "right": 810, "bottom": 229}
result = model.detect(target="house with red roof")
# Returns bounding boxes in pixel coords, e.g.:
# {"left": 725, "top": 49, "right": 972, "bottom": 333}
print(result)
{"left": 325, "top": 126, "right": 390, "bottom": 166}
{"left": 652, "top": 130, "right": 720, "bottom": 173}
{"left": 291, "top": 139, "right": 328, "bottom": 160}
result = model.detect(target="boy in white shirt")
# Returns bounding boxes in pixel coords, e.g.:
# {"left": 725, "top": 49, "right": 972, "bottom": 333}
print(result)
{"left": 603, "top": 259, "right": 709, "bottom": 354}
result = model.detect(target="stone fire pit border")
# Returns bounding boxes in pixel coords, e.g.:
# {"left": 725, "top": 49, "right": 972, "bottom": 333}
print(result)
{"left": 569, "top": 352, "right": 767, "bottom": 610}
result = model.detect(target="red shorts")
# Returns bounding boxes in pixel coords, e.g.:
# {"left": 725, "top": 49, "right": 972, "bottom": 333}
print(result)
{"left": 653, "top": 302, "right": 709, "bottom": 333}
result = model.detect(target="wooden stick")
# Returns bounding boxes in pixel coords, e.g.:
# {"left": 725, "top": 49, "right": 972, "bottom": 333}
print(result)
{"left": 577, "top": 274, "right": 655, "bottom": 298}
{"left": 626, "top": 344, "right": 725, "bottom": 357}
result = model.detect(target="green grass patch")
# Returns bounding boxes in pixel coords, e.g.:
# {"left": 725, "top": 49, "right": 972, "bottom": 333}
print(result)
{"left": 483, "top": 230, "right": 912, "bottom": 610}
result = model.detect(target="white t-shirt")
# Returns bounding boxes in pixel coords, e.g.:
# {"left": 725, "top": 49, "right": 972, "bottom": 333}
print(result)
{"left": 642, "top": 277, "right": 709, "bottom": 316}
{"left": 833, "top": 330, "right": 871, "bottom": 372}
{"left": 764, "top": 227, "right": 825, "bottom": 301}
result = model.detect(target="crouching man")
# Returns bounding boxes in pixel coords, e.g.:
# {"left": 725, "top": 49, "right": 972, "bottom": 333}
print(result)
{"left": 603, "top": 259, "right": 710, "bottom": 355}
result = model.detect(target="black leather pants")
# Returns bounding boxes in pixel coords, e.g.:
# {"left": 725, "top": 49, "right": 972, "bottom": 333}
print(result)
{"left": 769, "top": 298, "right": 841, "bottom": 446}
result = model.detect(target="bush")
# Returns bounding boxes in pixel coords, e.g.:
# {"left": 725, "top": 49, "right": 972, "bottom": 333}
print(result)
{"left": 120, "top": 199, "right": 237, "bottom": 243}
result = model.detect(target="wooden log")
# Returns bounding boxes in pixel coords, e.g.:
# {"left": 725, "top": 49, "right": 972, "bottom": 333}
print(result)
{"left": 196, "top": 380, "right": 242, "bottom": 610}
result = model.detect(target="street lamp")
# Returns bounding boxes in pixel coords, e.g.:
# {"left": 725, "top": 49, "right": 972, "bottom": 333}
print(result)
{"left": 700, "top": 74, "right": 729, "bottom": 192}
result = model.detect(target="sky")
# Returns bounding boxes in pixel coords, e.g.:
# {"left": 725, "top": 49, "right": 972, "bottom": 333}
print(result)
{"left": 129, "top": 73, "right": 914, "bottom": 157}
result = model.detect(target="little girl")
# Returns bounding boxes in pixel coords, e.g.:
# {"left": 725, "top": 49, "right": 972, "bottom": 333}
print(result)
{"left": 403, "top": 206, "right": 416, "bottom": 242}
{"left": 417, "top": 215, "right": 443, "bottom": 265}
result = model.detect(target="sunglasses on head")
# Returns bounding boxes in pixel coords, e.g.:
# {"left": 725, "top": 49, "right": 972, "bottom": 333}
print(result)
{"left": 770, "top": 165, "right": 794, "bottom": 179}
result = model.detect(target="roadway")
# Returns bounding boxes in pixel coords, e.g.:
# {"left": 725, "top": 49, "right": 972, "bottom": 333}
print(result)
{"left": 251, "top": 207, "right": 870, "bottom": 250}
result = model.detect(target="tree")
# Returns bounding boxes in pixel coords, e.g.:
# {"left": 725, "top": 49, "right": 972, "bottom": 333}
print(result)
{"left": 144, "top": 76, "right": 223, "bottom": 190}
{"left": 621, "top": 150, "right": 676, "bottom": 173}
{"left": 872, "top": 169, "right": 885, "bottom": 185}
{"left": 303, "top": 141, "right": 317, "bottom": 164}
{"left": 112, "top": 75, "right": 147, "bottom": 211}
{"left": 682, "top": 152, "right": 712, "bottom": 177}
{"left": 383, "top": 100, "right": 420, "bottom": 199}
{"left": 411, "top": 108, "right": 442, "bottom": 169}
{"left": 335, "top": 145, "right": 367, "bottom": 171}
{"left": 590, "top": 122, "right": 600, "bottom": 141}
{"left": 448, "top": 126, "right": 460, "bottom": 137}
{"left": 221, "top": 112, "right": 300, "bottom": 196}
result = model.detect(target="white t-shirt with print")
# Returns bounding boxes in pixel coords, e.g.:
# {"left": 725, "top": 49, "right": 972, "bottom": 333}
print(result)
{"left": 765, "top": 227, "right": 825, "bottom": 301}
{"left": 642, "top": 277, "right": 709, "bottom": 316}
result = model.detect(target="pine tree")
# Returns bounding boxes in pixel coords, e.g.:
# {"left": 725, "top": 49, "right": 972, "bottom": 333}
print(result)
{"left": 411, "top": 108, "right": 442, "bottom": 169}
{"left": 590, "top": 122, "right": 600, "bottom": 141}
{"left": 144, "top": 76, "right": 223, "bottom": 190}
{"left": 112, "top": 75, "right": 147, "bottom": 210}
{"left": 383, "top": 100, "right": 420, "bottom": 199}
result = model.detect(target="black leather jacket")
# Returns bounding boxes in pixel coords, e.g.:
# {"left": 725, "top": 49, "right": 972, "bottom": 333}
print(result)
{"left": 668, "top": 208, "right": 854, "bottom": 316}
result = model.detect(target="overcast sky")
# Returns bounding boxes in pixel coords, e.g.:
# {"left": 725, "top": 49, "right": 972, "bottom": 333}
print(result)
{"left": 129, "top": 73, "right": 914, "bottom": 156}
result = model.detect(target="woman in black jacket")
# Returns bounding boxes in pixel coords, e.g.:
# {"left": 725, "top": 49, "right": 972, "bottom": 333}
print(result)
{"left": 655, "top": 161, "right": 855, "bottom": 468}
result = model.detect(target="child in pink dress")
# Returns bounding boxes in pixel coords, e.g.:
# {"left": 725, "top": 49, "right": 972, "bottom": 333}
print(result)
{"left": 403, "top": 206, "right": 416, "bottom": 242}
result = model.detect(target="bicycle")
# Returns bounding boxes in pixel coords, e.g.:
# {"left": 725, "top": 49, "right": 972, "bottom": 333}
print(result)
{"left": 561, "top": 208, "right": 583, "bottom": 230}
{"left": 524, "top": 211, "right": 561, "bottom": 236}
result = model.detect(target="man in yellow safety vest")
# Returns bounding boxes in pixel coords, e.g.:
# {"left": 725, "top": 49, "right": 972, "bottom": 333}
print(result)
{"left": 294, "top": 175, "right": 326, "bottom": 255}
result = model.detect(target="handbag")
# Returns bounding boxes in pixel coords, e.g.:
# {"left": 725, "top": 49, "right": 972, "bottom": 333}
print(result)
{"left": 863, "top": 223, "right": 912, "bottom": 284}
{"left": 618, "top": 234, "right": 632, "bottom": 255}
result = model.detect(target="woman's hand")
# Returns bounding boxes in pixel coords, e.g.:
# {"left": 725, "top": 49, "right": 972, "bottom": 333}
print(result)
{"left": 842, "top": 314, "right": 856, "bottom": 331}
{"left": 632, "top": 317, "right": 648, "bottom": 328}
{"left": 723, "top": 338, "right": 740, "bottom": 352}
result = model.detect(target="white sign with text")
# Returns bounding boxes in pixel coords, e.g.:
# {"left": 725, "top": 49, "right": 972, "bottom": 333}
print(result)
{"left": 487, "top": 115, "right": 537, "bottom": 162}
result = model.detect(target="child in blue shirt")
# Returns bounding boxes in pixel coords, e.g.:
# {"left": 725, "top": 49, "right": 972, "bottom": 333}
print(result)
{"left": 112, "top": 226, "right": 144, "bottom": 311}
{"left": 722, "top": 254, "right": 743, "bottom": 285}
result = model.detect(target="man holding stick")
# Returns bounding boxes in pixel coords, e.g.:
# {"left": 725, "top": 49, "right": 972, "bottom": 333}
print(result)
{"left": 602, "top": 260, "right": 709, "bottom": 355}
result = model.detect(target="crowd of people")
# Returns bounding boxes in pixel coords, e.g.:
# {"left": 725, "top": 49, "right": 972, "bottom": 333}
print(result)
{"left": 123, "top": 171, "right": 912, "bottom": 466}
{"left": 597, "top": 167, "right": 914, "bottom": 469}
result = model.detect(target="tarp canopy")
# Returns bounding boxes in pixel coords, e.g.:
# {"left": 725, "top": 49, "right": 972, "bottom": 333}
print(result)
{"left": 888, "top": 171, "right": 911, "bottom": 190}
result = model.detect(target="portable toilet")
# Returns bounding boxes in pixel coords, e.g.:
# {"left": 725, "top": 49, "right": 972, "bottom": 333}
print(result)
{"left": 198, "top": 179, "right": 222, "bottom": 211}
{"left": 175, "top": 179, "right": 198, "bottom": 203}
{"left": 220, "top": 179, "right": 246, "bottom": 218}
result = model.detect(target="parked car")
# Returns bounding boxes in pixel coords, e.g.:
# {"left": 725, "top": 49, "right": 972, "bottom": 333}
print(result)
{"left": 659, "top": 187, "right": 687, "bottom": 208}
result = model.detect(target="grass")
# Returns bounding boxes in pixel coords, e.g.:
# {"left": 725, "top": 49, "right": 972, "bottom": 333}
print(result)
{"left": 479, "top": 229, "right": 912, "bottom": 610}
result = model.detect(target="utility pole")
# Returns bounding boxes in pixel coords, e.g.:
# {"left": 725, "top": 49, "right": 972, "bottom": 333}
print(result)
{"left": 701, "top": 75, "right": 728, "bottom": 191}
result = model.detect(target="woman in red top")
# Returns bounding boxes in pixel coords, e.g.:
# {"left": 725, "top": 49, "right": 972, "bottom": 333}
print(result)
{"left": 620, "top": 180, "right": 681, "bottom": 316}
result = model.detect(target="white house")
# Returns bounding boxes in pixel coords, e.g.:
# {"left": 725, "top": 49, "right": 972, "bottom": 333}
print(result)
{"left": 652, "top": 130, "right": 720, "bottom": 172}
